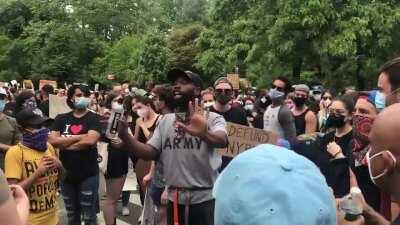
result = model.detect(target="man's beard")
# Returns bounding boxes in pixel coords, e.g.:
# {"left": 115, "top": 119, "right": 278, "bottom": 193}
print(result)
{"left": 172, "top": 91, "right": 195, "bottom": 110}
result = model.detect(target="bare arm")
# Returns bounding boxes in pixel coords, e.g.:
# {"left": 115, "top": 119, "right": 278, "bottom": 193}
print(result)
{"left": 305, "top": 111, "right": 317, "bottom": 134}
{"left": 119, "top": 122, "right": 159, "bottom": 161}
{"left": 363, "top": 205, "right": 390, "bottom": 225}
{"left": 65, "top": 130, "right": 100, "bottom": 151}
{"left": 0, "top": 190, "right": 28, "bottom": 225}
{"left": 0, "top": 144, "right": 11, "bottom": 152}
{"left": 201, "top": 130, "right": 228, "bottom": 148}
{"left": 48, "top": 131, "right": 82, "bottom": 149}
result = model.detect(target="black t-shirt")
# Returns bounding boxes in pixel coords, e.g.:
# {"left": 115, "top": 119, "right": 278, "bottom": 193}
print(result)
{"left": 39, "top": 100, "right": 50, "bottom": 117}
{"left": 52, "top": 111, "right": 101, "bottom": 183}
{"left": 211, "top": 105, "right": 248, "bottom": 126}
{"left": 393, "top": 217, "right": 400, "bottom": 225}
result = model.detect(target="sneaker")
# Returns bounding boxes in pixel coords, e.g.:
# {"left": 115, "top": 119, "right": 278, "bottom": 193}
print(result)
{"left": 122, "top": 206, "right": 130, "bottom": 216}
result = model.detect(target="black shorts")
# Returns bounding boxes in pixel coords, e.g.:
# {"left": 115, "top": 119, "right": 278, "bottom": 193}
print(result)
{"left": 105, "top": 146, "right": 129, "bottom": 179}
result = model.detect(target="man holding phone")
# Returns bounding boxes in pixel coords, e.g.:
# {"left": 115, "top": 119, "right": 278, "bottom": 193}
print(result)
{"left": 118, "top": 69, "right": 228, "bottom": 225}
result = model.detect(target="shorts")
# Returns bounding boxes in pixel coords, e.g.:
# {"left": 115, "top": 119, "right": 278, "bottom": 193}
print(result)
{"left": 149, "top": 182, "right": 164, "bottom": 207}
{"left": 105, "top": 146, "right": 129, "bottom": 179}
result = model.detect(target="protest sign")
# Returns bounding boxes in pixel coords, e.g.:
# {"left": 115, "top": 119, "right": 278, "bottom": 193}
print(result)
{"left": 23, "top": 80, "right": 34, "bottom": 90}
{"left": 218, "top": 122, "right": 278, "bottom": 157}
{"left": 227, "top": 74, "right": 240, "bottom": 90}
{"left": 240, "top": 78, "right": 251, "bottom": 89}
{"left": 49, "top": 94, "right": 70, "bottom": 119}
{"left": 39, "top": 80, "right": 58, "bottom": 90}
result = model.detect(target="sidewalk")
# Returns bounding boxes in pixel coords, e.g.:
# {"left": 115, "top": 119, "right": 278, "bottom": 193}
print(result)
{"left": 59, "top": 172, "right": 142, "bottom": 225}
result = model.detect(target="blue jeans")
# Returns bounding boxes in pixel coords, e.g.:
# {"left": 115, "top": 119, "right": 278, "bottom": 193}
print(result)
{"left": 61, "top": 175, "right": 99, "bottom": 225}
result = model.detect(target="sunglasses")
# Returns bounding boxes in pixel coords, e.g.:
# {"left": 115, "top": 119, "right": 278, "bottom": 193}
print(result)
{"left": 271, "top": 84, "right": 285, "bottom": 93}
{"left": 215, "top": 89, "right": 233, "bottom": 94}
{"left": 322, "top": 96, "right": 332, "bottom": 101}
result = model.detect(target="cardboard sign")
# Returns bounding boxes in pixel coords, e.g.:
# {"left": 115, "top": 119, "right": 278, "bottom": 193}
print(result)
{"left": 49, "top": 94, "right": 70, "bottom": 119}
{"left": 39, "top": 80, "right": 57, "bottom": 90}
{"left": 240, "top": 78, "right": 251, "bottom": 89}
{"left": 227, "top": 74, "right": 240, "bottom": 90}
{"left": 23, "top": 80, "right": 34, "bottom": 90}
{"left": 218, "top": 122, "right": 278, "bottom": 157}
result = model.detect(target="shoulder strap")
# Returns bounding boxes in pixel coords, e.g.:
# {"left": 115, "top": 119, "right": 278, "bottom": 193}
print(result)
{"left": 5, "top": 116, "right": 17, "bottom": 130}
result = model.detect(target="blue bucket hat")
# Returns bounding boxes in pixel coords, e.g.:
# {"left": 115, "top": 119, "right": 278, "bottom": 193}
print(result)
{"left": 213, "top": 144, "right": 337, "bottom": 225}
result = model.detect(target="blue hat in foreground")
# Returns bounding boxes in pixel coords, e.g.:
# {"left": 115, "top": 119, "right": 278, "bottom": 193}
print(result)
{"left": 213, "top": 144, "right": 337, "bottom": 225}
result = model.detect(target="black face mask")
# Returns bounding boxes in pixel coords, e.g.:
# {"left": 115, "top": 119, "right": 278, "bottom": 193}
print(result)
{"left": 293, "top": 97, "right": 307, "bottom": 107}
{"left": 215, "top": 92, "right": 232, "bottom": 105}
{"left": 326, "top": 114, "right": 346, "bottom": 128}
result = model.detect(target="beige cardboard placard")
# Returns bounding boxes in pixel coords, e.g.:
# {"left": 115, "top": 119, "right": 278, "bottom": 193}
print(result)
{"left": 49, "top": 94, "right": 70, "bottom": 119}
{"left": 39, "top": 80, "right": 58, "bottom": 90}
{"left": 218, "top": 122, "right": 278, "bottom": 157}
{"left": 227, "top": 74, "right": 240, "bottom": 90}
{"left": 23, "top": 80, "right": 34, "bottom": 90}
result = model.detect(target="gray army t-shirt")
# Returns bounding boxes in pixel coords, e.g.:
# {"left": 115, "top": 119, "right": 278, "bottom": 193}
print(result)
{"left": 147, "top": 112, "right": 227, "bottom": 204}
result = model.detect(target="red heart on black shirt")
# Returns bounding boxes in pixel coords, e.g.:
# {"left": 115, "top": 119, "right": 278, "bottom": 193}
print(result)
{"left": 70, "top": 124, "right": 83, "bottom": 135}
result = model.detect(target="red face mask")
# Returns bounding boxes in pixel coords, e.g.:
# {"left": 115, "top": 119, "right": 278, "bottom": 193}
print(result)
{"left": 353, "top": 114, "right": 374, "bottom": 143}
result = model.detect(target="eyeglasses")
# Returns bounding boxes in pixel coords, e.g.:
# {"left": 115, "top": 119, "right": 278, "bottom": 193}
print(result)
{"left": 328, "top": 108, "right": 346, "bottom": 115}
{"left": 215, "top": 89, "right": 233, "bottom": 94}
{"left": 271, "top": 84, "right": 285, "bottom": 93}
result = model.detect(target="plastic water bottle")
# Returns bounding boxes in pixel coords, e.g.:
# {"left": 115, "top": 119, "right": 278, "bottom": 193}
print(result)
{"left": 338, "top": 187, "right": 363, "bottom": 221}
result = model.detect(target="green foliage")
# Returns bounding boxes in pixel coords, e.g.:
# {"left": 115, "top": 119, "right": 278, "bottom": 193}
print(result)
{"left": 0, "top": 0, "right": 399, "bottom": 90}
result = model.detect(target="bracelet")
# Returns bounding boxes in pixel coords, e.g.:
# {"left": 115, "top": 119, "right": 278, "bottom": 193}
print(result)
{"left": 333, "top": 150, "right": 342, "bottom": 158}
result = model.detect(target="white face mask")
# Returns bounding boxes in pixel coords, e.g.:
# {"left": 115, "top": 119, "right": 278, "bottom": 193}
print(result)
{"left": 111, "top": 102, "right": 124, "bottom": 111}
{"left": 137, "top": 108, "right": 149, "bottom": 118}
{"left": 367, "top": 150, "right": 397, "bottom": 185}
{"left": 203, "top": 101, "right": 215, "bottom": 109}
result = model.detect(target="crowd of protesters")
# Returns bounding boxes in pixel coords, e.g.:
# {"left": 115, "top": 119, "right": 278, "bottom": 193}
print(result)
{"left": 0, "top": 57, "right": 400, "bottom": 225}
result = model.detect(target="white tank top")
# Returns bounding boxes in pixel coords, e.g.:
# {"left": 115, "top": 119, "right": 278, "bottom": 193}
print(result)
{"left": 263, "top": 105, "right": 284, "bottom": 138}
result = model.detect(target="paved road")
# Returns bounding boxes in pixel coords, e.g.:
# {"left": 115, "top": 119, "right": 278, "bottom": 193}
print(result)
{"left": 59, "top": 172, "right": 143, "bottom": 225}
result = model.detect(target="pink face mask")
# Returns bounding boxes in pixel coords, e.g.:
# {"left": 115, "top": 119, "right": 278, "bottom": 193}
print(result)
{"left": 137, "top": 108, "right": 149, "bottom": 118}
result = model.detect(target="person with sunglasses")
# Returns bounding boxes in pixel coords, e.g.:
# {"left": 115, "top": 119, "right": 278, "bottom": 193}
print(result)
{"left": 263, "top": 77, "right": 296, "bottom": 140}
{"left": 210, "top": 77, "right": 248, "bottom": 171}
{"left": 0, "top": 87, "right": 21, "bottom": 171}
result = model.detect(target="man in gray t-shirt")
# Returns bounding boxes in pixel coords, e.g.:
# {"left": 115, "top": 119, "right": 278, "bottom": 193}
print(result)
{"left": 119, "top": 69, "right": 228, "bottom": 225}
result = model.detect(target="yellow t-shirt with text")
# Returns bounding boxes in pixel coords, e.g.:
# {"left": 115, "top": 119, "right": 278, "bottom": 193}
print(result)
{"left": 5, "top": 143, "right": 59, "bottom": 225}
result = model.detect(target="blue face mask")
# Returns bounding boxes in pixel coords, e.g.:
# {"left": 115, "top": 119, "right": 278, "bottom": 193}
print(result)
{"left": 74, "top": 97, "right": 90, "bottom": 109}
{"left": 269, "top": 89, "right": 285, "bottom": 102}
{"left": 375, "top": 91, "right": 386, "bottom": 112}
{"left": 0, "top": 100, "right": 5, "bottom": 113}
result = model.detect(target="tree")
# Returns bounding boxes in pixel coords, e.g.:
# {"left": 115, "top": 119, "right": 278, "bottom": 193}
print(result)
{"left": 167, "top": 24, "right": 204, "bottom": 71}
{"left": 137, "top": 31, "right": 169, "bottom": 84}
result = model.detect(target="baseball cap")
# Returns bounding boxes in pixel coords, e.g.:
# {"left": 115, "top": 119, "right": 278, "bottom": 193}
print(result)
{"left": 213, "top": 144, "right": 337, "bottom": 225}
{"left": 167, "top": 68, "right": 203, "bottom": 89}
{"left": 15, "top": 108, "right": 51, "bottom": 128}
{"left": 294, "top": 84, "right": 310, "bottom": 93}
